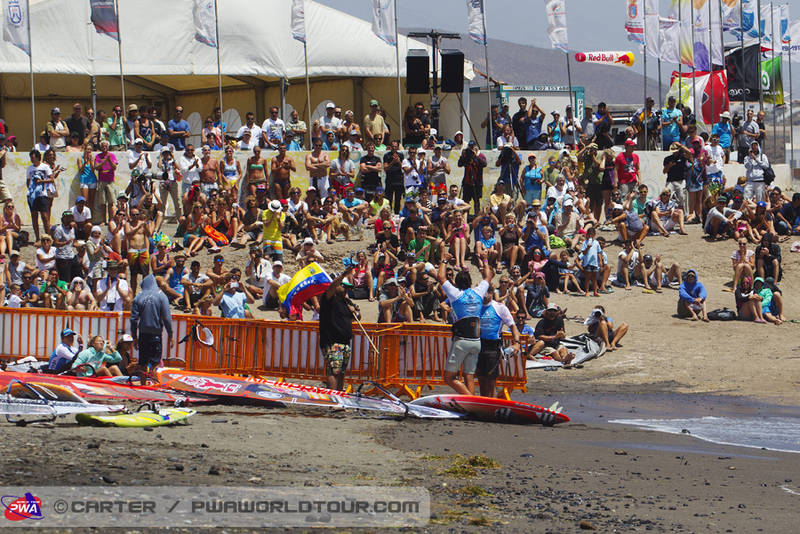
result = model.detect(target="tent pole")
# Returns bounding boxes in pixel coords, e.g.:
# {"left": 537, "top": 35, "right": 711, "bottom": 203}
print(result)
{"left": 304, "top": 42, "right": 312, "bottom": 149}
{"left": 394, "top": 0, "right": 401, "bottom": 144}
{"left": 114, "top": 0, "right": 125, "bottom": 114}
{"left": 482, "top": 6, "right": 492, "bottom": 150}
{"left": 26, "top": 0, "right": 34, "bottom": 147}
{"left": 213, "top": 0, "right": 223, "bottom": 120}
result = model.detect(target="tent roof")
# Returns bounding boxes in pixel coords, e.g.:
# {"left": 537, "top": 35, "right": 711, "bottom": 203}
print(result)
{"left": 0, "top": 0, "right": 473, "bottom": 88}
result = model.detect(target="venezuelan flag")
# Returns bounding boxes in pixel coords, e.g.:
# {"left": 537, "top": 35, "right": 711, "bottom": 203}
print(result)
{"left": 277, "top": 262, "right": 333, "bottom": 315}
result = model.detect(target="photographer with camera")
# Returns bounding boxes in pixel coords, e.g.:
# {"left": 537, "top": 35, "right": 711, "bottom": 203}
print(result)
{"left": 94, "top": 260, "right": 130, "bottom": 312}
{"left": 457, "top": 141, "right": 487, "bottom": 215}
{"left": 213, "top": 267, "right": 255, "bottom": 319}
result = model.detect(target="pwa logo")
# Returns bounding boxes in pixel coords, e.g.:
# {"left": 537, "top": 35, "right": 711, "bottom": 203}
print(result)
{"left": 2, "top": 492, "right": 44, "bottom": 521}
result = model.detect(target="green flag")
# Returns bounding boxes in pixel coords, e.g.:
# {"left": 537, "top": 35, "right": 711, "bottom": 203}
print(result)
{"left": 761, "top": 57, "right": 784, "bottom": 105}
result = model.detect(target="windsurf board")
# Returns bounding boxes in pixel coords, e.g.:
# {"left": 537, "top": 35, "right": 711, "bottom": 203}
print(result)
{"left": 409, "top": 394, "right": 569, "bottom": 425}
{"left": 76, "top": 407, "right": 196, "bottom": 427}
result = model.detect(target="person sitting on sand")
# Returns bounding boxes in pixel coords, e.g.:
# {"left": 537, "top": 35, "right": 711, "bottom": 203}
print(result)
{"left": 584, "top": 306, "right": 628, "bottom": 351}
{"left": 753, "top": 277, "right": 783, "bottom": 325}
{"left": 610, "top": 193, "right": 648, "bottom": 246}
{"left": 639, "top": 254, "right": 680, "bottom": 293}
{"left": 650, "top": 189, "right": 687, "bottom": 236}
{"left": 734, "top": 276, "right": 766, "bottom": 323}
{"left": 528, "top": 303, "right": 574, "bottom": 364}
{"left": 704, "top": 194, "right": 742, "bottom": 240}
{"left": 677, "top": 269, "right": 709, "bottom": 321}
{"left": 729, "top": 238, "right": 755, "bottom": 293}
{"left": 70, "top": 335, "right": 123, "bottom": 377}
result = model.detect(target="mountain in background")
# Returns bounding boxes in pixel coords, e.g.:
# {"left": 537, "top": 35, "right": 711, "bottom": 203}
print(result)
{"left": 404, "top": 30, "right": 664, "bottom": 106}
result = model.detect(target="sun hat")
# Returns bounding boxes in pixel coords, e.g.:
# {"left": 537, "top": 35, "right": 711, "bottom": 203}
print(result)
{"left": 268, "top": 199, "right": 281, "bottom": 212}
{"left": 720, "top": 111, "right": 731, "bottom": 119}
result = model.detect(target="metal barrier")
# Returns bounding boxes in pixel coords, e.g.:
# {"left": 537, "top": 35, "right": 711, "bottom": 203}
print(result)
{"left": 0, "top": 307, "right": 528, "bottom": 398}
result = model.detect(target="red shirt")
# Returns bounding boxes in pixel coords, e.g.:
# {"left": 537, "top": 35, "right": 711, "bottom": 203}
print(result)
{"left": 614, "top": 152, "right": 639, "bottom": 185}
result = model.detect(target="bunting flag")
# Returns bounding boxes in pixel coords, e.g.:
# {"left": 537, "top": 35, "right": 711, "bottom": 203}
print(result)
{"left": 291, "top": 0, "right": 305, "bottom": 43}
{"left": 659, "top": 16, "right": 681, "bottom": 64}
{"left": 666, "top": 70, "right": 730, "bottom": 124}
{"left": 725, "top": 42, "right": 761, "bottom": 100}
{"left": 277, "top": 262, "right": 333, "bottom": 316}
{"left": 3, "top": 0, "right": 29, "bottom": 55}
{"left": 371, "top": 0, "right": 396, "bottom": 46}
{"left": 761, "top": 56, "right": 784, "bottom": 105}
{"left": 467, "top": 0, "right": 486, "bottom": 45}
{"left": 625, "top": 0, "right": 644, "bottom": 44}
{"left": 645, "top": 0, "right": 660, "bottom": 57}
{"left": 89, "top": 0, "right": 118, "bottom": 41}
{"left": 193, "top": 0, "right": 217, "bottom": 47}
{"left": 544, "top": 0, "right": 568, "bottom": 52}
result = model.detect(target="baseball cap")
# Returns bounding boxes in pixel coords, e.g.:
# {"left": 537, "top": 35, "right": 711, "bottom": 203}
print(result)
{"left": 467, "top": 140, "right": 476, "bottom": 147}
{"left": 121, "top": 333, "right": 134, "bottom": 342}
{"left": 61, "top": 210, "right": 73, "bottom": 218}
{"left": 563, "top": 197, "right": 574, "bottom": 207}
{"left": 430, "top": 128, "right": 438, "bottom": 137}
{"left": 10, "top": 250, "right": 19, "bottom": 257}
{"left": 716, "top": 195, "right": 728, "bottom": 203}
{"left": 454, "top": 130, "right": 463, "bottom": 136}
{"left": 354, "top": 187, "right": 364, "bottom": 193}
{"left": 127, "top": 104, "right": 138, "bottom": 112}
{"left": 76, "top": 196, "right": 86, "bottom": 203}
{"left": 303, "top": 237, "right": 314, "bottom": 245}
{"left": 61, "top": 328, "right": 76, "bottom": 337}
{"left": 383, "top": 277, "right": 398, "bottom": 286}
{"left": 273, "top": 260, "right": 283, "bottom": 267}
{"left": 375, "top": 186, "right": 384, "bottom": 193}
{"left": 307, "top": 186, "right": 316, "bottom": 192}
{"left": 546, "top": 303, "right": 560, "bottom": 311}
{"left": 134, "top": 138, "right": 144, "bottom": 144}
{"left": 757, "top": 201, "right": 767, "bottom": 208}
{"left": 51, "top": 107, "right": 61, "bottom": 114}
{"left": 369, "top": 99, "right": 379, "bottom": 106}
{"left": 624, "top": 138, "right": 636, "bottom": 146}
{"left": 326, "top": 102, "right": 335, "bottom": 109}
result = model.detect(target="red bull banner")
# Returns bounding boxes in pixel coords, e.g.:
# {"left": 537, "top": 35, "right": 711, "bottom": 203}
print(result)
{"left": 574, "top": 51, "right": 635, "bottom": 68}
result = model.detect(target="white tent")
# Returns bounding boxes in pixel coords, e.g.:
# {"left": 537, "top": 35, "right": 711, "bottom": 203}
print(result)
{"left": 1, "top": 0, "right": 474, "bottom": 79}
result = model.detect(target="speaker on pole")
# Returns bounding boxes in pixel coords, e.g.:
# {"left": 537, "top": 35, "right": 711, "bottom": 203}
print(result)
{"left": 406, "top": 49, "right": 430, "bottom": 94}
{"left": 440, "top": 49, "right": 464, "bottom": 93}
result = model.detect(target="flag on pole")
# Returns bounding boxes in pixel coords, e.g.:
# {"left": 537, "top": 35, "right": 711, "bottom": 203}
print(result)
{"left": 544, "top": 0, "right": 568, "bottom": 52}
{"left": 721, "top": 0, "right": 741, "bottom": 32}
{"left": 625, "top": 0, "right": 644, "bottom": 44}
{"left": 89, "top": 0, "right": 119, "bottom": 41}
{"left": 673, "top": 0, "right": 695, "bottom": 68}
{"left": 759, "top": 3, "right": 774, "bottom": 45}
{"left": 645, "top": 0, "right": 660, "bottom": 57}
{"left": 659, "top": 16, "right": 681, "bottom": 64}
{"left": 741, "top": 0, "right": 759, "bottom": 38}
{"left": 725, "top": 42, "right": 761, "bottom": 100}
{"left": 761, "top": 56, "right": 784, "bottom": 104}
{"left": 193, "top": 0, "right": 217, "bottom": 47}
{"left": 692, "top": 0, "right": 724, "bottom": 71}
{"left": 666, "top": 70, "right": 730, "bottom": 124}
{"left": 3, "top": 0, "right": 29, "bottom": 54}
{"left": 291, "top": 0, "right": 305, "bottom": 43}
{"left": 277, "top": 262, "right": 333, "bottom": 316}
{"left": 371, "top": 0, "right": 396, "bottom": 46}
{"left": 467, "top": 0, "right": 486, "bottom": 45}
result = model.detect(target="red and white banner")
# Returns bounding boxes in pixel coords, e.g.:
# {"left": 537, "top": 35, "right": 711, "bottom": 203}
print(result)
{"left": 575, "top": 51, "right": 635, "bottom": 68}
{"left": 666, "top": 70, "right": 730, "bottom": 125}
{"left": 625, "top": 0, "right": 644, "bottom": 44}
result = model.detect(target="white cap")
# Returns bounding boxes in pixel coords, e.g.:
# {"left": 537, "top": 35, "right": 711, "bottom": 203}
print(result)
{"left": 454, "top": 130, "right": 463, "bottom": 136}
{"left": 613, "top": 203, "right": 624, "bottom": 210}
{"left": 121, "top": 333, "right": 134, "bottom": 342}
{"left": 401, "top": 160, "right": 412, "bottom": 169}
{"left": 326, "top": 102, "right": 335, "bottom": 109}
{"left": 430, "top": 128, "right": 438, "bottom": 137}
{"left": 418, "top": 149, "right": 426, "bottom": 155}
{"left": 273, "top": 260, "right": 283, "bottom": 267}
{"left": 303, "top": 237, "right": 314, "bottom": 245}
{"left": 563, "top": 197, "right": 574, "bottom": 207}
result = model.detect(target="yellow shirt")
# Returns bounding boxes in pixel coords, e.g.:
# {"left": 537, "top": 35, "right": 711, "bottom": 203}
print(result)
{"left": 261, "top": 210, "right": 285, "bottom": 248}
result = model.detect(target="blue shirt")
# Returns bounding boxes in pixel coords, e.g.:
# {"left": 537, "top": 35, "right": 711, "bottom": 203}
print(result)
{"left": 480, "top": 301, "right": 514, "bottom": 340}
{"left": 712, "top": 122, "right": 732, "bottom": 148}
{"left": 525, "top": 115, "right": 544, "bottom": 145}
{"left": 167, "top": 119, "right": 191, "bottom": 150}
{"left": 287, "top": 139, "right": 302, "bottom": 151}
{"left": 442, "top": 280, "right": 489, "bottom": 323}
{"left": 219, "top": 291, "right": 247, "bottom": 318}
{"left": 580, "top": 238, "right": 601, "bottom": 268}
{"left": 661, "top": 108, "right": 681, "bottom": 142}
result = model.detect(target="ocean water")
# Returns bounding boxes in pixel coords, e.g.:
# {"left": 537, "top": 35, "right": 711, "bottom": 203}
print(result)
{"left": 609, "top": 416, "right": 800, "bottom": 454}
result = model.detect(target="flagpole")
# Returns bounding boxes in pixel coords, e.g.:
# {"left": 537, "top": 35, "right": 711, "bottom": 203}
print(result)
{"left": 26, "top": 0, "right": 34, "bottom": 147}
{"left": 770, "top": 1, "right": 776, "bottom": 160}
{"left": 690, "top": 0, "right": 696, "bottom": 121}
{"left": 114, "top": 0, "right": 125, "bottom": 113}
{"left": 658, "top": 58, "right": 663, "bottom": 109}
{"left": 482, "top": 4, "right": 492, "bottom": 150}
{"left": 757, "top": 0, "right": 763, "bottom": 110}
{"left": 789, "top": 20, "right": 794, "bottom": 166}
{"left": 708, "top": 0, "right": 714, "bottom": 128}
{"left": 303, "top": 42, "right": 312, "bottom": 149}
{"left": 394, "top": 0, "right": 402, "bottom": 146}
{"left": 717, "top": 0, "right": 725, "bottom": 118}
{"left": 678, "top": 2, "right": 683, "bottom": 104}
{"left": 213, "top": 0, "right": 223, "bottom": 120}
{"left": 740, "top": 0, "right": 746, "bottom": 115}
{"left": 565, "top": 51, "right": 574, "bottom": 128}
{"left": 643, "top": 13, "right": 648, "bottom": 149}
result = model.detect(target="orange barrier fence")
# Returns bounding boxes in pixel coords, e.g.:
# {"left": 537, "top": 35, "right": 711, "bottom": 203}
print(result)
{"left": 0, "top": 307, "right": 528, "bottom": 398}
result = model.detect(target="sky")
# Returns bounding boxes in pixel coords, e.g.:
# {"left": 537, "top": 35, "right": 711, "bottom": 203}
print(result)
{"left": 315, "top": 0, "right": 798, "bottom": 101}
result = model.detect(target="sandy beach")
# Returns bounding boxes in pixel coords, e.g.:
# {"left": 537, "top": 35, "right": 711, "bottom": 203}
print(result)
{"left": 3, "top": 221, "right": 800, "bottom": 532}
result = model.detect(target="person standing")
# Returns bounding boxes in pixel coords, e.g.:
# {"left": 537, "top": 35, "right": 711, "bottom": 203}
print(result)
{"left": 660, "top": 96, "right": 683, "bottom": 151}
{"left": 52, "top": 211, "right": 78, "bottom": 283}
{"left": 436, "top": 250, "right": 493, "bottom": 395}
{"left": 130, "top": 274, "right": 173, "bottom": 373}
{"left": 319, "top": 265, "right": 359, "bottom": 391}
{"left": 477, "top": 283, "right": 520, "bottom": 398}
{"left": 383, "top": 140, "right": 404, "bottom": 213}
{"left": 167, "top": 106, "right": 190, "bottom": 150}
{"left": 614, "top": 139, "right": 640, "bottom": 198}
{"left": 46, "top": 107, "right": 69, "bottom": 152}
{"left": 362, "top": 99, "right": 385, "bottom": 146}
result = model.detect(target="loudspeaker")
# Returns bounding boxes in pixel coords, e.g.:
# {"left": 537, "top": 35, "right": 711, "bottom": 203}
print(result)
{"left": 406, "top": 49, "right": 430, "bottom": 94}
{"left": 440, "top": 49, "right": 464, "bottom": 93}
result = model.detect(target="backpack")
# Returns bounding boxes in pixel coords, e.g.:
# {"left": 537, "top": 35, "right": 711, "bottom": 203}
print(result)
{"left": 204, "top": 225, "right": 229, "bottom": 246}
{"left": 707, "top": 307, "right": 737, "bottom": 321}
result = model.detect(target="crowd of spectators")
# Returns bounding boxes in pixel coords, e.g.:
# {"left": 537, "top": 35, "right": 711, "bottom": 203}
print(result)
{"left": 0, "top": 92, "right": 795, "bottom": 378}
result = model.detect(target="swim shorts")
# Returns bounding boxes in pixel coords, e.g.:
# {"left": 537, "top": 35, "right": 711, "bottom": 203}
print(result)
{"left": 324, "top": 343, "right": 351, "bottom": 374}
